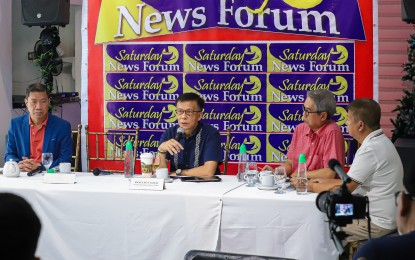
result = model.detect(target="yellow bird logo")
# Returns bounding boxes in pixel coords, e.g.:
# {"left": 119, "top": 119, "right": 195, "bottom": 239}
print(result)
{"left": 163, "top": 104, "right": 178, "bottom": 123}
{"left": 330, "top": 45, "right": 348, "bottom": 65}
{"left": 244, "top": 135, "right": 261, "bottom": 154}
{"left": 335, "top": 106, "right": 348, "bottom": 126}
{"left": 244, "top": 76, "right": 261, "bottom": 94}
{"left": 330, "top": 76, "right": 348, "bottom": 96}
{"left": 244, "top": 106, "right": 261, "bottom": 125}
{"left": 245, "top": 46, "right": 262, "bottom": 64}
{"left": 163, "top": 46, "right": 179, "bottom": 65}
{"left": 161, "top": 75, "right": 179, "bottom": 94}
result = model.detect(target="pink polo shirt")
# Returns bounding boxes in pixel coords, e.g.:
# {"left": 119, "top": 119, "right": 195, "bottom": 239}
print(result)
{"left": 286, "top": 120, "right": 345, "bottom": 175}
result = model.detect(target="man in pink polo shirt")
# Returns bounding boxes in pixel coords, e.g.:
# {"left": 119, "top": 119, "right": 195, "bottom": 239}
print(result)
{"left": 265, "top": 89, "right": 345, "bottom": 178}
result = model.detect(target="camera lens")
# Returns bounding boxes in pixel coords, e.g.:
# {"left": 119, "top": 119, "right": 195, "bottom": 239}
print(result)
{"left": 316, "top": 191, "right": 330, "bottom": 213}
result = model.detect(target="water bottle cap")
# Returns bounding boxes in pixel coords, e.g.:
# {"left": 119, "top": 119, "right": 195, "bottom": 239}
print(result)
{"left": 239, "top": 143, "right": 247, "bottom": 153}
{"left": 299, "top": 153, "right": 306, "bottom": 163}
{"left": 126, "top": 141, "right": 133, "bottom": 150}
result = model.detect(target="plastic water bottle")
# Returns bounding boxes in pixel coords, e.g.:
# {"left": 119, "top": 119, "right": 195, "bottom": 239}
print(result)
{"left": 124, "top": 141, "right": 134, "bottom": 178}
{"left": 296, "top": 153, "right": 308, "bottom": 195}
{"left": 237, "top": 143, "right": 248, "bottom": 182}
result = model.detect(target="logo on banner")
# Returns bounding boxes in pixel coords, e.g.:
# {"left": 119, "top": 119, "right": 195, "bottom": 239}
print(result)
{"left": 267, "top": 74, "right": 352, "bottom": 103}
{"left": 106, "top": 44, "right": 181, "bottom": 72}
{"left": 266, "top": 134, "right": 291, "bottom": 163}
{"left": 95, "top": 0, "right": 366, "bottom": 44}
{"left": 184, "top": 45, "right": 264, "bottom": 72}
{"left": 244, "top": 135, "right": 262, "bottom": 161}
{"left": 184, "top": 74, "right": 263, "bottom": 102}
{"left": 268, "top": 43, "right": 353, "bottom": 73}
{"left": 106, "top": 74, "right": 180, "bottom": 101}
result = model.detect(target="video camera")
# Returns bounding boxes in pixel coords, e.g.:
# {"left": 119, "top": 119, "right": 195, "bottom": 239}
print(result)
{"left": 315, "top": 159, "right": 370, "bottom": 254}
{"left": 316, "top": 184, "right": 367, "bottom": 227}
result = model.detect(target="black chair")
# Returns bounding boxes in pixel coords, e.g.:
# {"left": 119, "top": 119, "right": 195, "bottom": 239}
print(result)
{"left": 184, "top": 250, "right": 296, "bottom": 260}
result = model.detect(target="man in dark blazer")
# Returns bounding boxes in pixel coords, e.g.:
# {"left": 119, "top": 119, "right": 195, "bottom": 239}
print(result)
{"left": 4, "top": 83, "right": 72, "bottom": 172}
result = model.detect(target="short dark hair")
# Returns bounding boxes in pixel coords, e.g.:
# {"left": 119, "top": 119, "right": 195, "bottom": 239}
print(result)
{"left": 175, "top": 92, "right": 205, "bottom": 110}
{"left": 348, "top": 98, "right": 381, "bottom": 130}
{"left": 26, "top": 83, "right": 49, "bottom": 99}
{"left": 0, "top": 193, "right": 41, "bottom": 260}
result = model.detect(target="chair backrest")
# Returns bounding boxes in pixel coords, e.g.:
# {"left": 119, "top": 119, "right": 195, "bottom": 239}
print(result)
{"left": 71, "top": 124, "right": 82, "bottom": 172}
{"left": 85, "top": 125, "right": 140, "bottom": 172}
{"left": 220, "top": 128, "right": 231, "bottom": 175}
{"left": 344, "top": 137, "right": 358, "bottom": 169}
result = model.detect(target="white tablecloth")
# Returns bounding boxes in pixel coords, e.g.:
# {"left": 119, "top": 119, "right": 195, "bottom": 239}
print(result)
{"left": 0, "top": 173, "right": 337, "bottom": 260}
{"left": 219, "top": 185, "right": 338, "bottom": 260}
{"left": 0, "top": 173, "right": 242, "bottom": 260}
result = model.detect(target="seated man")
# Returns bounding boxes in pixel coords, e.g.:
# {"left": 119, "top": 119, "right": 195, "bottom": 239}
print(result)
{"left": 352, "top": 168, "right": 415, "bottom": 260}
{"left": 265, "top": 89, "right": 345, "bottom": 178}
{"left": 157, "top": 93, "right": 222, "bottom": 178}
{"left": 0, "top": 193, "right": 41, "bottom": 260}
{"left": 4, "top": 83, "right": 72, "bottom": 172}
{"left": 309, "top": 99, "right": 403, "bottom": 241}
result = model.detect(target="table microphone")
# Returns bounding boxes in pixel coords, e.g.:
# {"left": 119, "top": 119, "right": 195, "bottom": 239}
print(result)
{"left": 175, "top": 127, "right": 184, "bottom": 141}
{"left": 328, "top": 159, "right": 351, "bottom": 183}
{"left": 92, "top": 168, "right": 112, "bottom": 176}
{"left": 27, "top": 166, "right": 43, "bottom": 176}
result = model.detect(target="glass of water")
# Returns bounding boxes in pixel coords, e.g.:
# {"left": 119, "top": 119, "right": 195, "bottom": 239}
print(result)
{"left": 274, "top": 166, "right": 287, "bottom": 194}
{"left": 42, "top": 153, "right": 53, "bottom": 172}
{"left": 244, "top": 161, "right": 258, "bottom": 187}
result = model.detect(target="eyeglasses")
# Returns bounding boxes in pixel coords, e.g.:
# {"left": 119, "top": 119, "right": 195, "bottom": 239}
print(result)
{"left": 302, "top": 105, "right": 321, "bottom": 116}
{"left": 395, "top": 191, "right": 415, "bottom": 206}
{"left": 176, "top": 109, "right": 202, "bottom": 116}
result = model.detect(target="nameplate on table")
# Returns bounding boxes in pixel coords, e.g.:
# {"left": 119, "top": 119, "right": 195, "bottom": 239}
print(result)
{"left": 129, "top": 178, "right": 164, "bottom": 191}
{"left": 43, "top": 173, "right": 76, "bottom": 184}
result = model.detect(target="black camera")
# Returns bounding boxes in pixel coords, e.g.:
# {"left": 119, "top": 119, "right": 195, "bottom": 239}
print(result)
{"left": 316, "top": 187, "right": 367, "bottom": 227}
{"left": 315, "top": 159, "right": 369, "bottom": 227}
{"left": 315, "top": 159, "right": 371, "bottom": 255}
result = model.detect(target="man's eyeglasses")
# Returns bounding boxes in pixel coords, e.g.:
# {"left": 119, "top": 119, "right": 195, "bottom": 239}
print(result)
{"left": 176, "top": 109, "right": 202, "bottom": 116}
{"left": 395, "top": 191, "right": 415, "bottom": 206}
{"left": 302, "top": 105, "right": 321, "bottom": 116}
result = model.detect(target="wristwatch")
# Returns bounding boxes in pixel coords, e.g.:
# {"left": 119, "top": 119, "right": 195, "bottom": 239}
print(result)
{"left": 176, "top": 169, "right": 182, "bottom": 176}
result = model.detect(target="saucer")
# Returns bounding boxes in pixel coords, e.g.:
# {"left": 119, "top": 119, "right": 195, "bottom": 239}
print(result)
{"left": 256, "top": 184, "right": 278, "bottom": 190}
{"left": 164, "top": 178, "right": 173, "bottom": 183}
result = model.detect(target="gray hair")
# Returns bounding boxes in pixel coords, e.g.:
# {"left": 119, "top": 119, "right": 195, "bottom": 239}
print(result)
{"left": 307, "top": 89, "right": 336, "bottom": 119}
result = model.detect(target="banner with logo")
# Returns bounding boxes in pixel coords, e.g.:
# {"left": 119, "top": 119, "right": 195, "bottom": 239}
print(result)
{"left": 87, "top": 0, "right": 375, "bottom": 173}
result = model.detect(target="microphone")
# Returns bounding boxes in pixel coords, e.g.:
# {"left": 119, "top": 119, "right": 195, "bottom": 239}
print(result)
{"left": 175, "top": 127, "right": 184, "bottom": 141}
{"left": 328, "top": 159, "right": 351, "bottom": 183}
{"left": 92, "top": 168, "right": 112, "bottom": 176}
{"left": 27, "top": 166, "right": 43, "bottom": 177}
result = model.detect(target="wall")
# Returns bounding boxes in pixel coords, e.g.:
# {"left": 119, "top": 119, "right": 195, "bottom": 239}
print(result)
{"left": 12, "top": 1, "right": 81, "bottom": 97}
{"left": 379, "top": 0, "right": 415, "bottom": 136}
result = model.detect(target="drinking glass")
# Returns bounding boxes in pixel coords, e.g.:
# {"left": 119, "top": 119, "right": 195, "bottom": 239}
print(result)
{"left": 42, "top": 153, "right": 53, "bottom": 172}
{"left": 244, "top": 161, "right": 258, "bottom": 187}
{"left": 152, "top": 153, "right": 161, "bottom": 174}
{"left": 274, "top": 166, "right": 287, "bottom": 194}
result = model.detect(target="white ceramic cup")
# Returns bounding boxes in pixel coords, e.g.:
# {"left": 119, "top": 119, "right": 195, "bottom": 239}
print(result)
{"left": 259, "top": 174, "right": 275, "bottom": 187}
{"left": 59, "top": 162, "right": 71, "bottom": 173}
{"left": 155, "top": 168, "right": 169, "bottom": 179}
{"left": 259, "top": 170, "right": 273, "bottom": 177}
{"left": 140, "top": 153, "right": 154, "bottom": 177}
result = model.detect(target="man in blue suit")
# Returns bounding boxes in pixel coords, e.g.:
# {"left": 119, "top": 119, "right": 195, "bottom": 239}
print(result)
{"left": 5, "top": 83, "right": 72, "bottom": 172}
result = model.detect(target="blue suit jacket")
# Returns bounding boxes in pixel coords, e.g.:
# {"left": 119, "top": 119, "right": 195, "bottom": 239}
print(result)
{"left": 4, "top": 114, "right": 72, "bottom": 169}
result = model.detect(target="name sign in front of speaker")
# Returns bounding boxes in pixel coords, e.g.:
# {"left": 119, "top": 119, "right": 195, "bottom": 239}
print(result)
{"left": 21, "top": 0, "right": 70, "bottom": 27}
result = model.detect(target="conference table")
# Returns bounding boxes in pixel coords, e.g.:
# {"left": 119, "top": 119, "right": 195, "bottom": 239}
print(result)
{"left": 0, "top": 173, "right": 337, "bottom": 260}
